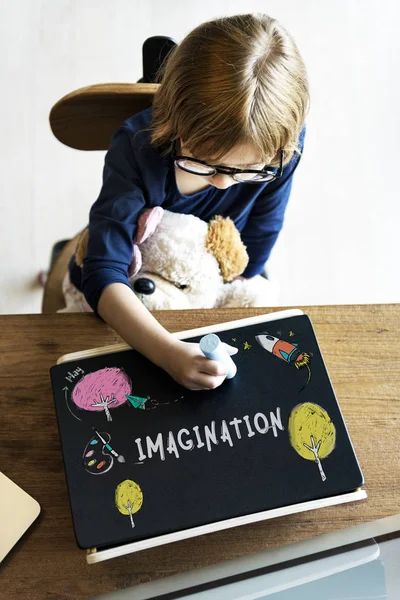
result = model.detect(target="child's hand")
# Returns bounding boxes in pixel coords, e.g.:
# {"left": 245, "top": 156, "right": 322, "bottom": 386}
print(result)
{"left": 163, "top": 340, "right": 238, "bottom": 390}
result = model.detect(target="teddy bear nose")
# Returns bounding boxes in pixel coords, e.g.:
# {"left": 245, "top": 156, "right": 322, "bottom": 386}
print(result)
{"left": 133, "top": 278, "right": 156, "bottom": 295}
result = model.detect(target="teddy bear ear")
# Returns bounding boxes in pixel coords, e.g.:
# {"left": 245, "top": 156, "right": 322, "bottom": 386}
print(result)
{"left": 75, "top": 228, "right": 89, "bottom": 268}
{"left": 128, "top": 245, "right": 142, "bottom": 278}
{"left": 206, "top": 216, "right": 249, "bottom": 282}
{"left": 134, "top": 207, "right": 164, "bottom": 245}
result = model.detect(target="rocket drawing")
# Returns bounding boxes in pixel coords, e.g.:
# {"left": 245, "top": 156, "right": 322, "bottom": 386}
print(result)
{"left": 255, "top": 333, "right": 312, "bottom": 390}
{"left": 255, "top": 333, "right": 304, "bottom": 364}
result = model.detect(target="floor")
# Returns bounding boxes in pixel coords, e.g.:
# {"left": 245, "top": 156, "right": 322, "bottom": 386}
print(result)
{"left": 1, "top": 0, "right": 399, "bottom": 314}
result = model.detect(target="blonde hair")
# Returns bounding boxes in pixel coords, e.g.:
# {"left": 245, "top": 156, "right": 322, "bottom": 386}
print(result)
{"left": 151, "top": 14, "right": 309, "bottom": 166}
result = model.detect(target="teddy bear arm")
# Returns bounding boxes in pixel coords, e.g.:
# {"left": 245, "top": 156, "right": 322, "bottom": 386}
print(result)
{"left": 216, "top": 276, "right": 279, "bottom": 308}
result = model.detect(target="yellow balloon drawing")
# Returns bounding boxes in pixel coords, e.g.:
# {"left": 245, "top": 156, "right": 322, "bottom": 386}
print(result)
{"left": 288, "top": 403, "right": 336, "bottom": 482}
{"left": 115, "top": 479, "right": 143, "bottom": 528}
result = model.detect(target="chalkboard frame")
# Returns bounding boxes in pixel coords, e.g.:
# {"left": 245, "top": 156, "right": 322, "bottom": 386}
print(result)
{"left": 51, "top": 309, "right": 366, "bottom": 564}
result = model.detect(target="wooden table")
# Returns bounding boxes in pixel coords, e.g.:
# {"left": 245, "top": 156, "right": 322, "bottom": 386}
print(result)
{"left": 1, "top": 305, "right": 400, "bottom": 599}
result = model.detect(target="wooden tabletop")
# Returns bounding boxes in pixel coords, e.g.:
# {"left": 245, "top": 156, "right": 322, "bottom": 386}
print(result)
{"left": 1, "top": 305, "right": 400, "bottom": 599}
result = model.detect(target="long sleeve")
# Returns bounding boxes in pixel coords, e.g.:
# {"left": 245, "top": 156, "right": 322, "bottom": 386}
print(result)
{"left": 82, "top": 129, "right": 146, "bottom": 311}
{"left": 241, "top": 126, "right": 306, "bottom": 278}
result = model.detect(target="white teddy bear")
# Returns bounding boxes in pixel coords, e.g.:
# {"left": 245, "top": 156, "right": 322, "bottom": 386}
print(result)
{"left": 61, "top": 208, "right": 279, "bottom": 312}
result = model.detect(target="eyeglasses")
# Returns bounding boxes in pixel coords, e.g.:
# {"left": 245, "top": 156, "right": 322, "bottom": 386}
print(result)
{"left": 172, "top": 143, "right": 284, "bottom": 183}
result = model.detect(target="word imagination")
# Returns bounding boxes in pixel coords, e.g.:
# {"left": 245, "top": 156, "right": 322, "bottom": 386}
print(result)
{"left": 134, "top": 408, "right": 283, "bottom": 463}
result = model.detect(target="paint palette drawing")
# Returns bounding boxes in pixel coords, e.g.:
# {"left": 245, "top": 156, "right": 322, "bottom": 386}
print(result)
{"left": 83, "top": 434, "right": 114, "bottom": 475}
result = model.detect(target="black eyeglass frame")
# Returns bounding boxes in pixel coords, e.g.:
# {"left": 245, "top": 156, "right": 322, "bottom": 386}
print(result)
{"left": 171, "top": 143, "right": 284, "bottom": 183}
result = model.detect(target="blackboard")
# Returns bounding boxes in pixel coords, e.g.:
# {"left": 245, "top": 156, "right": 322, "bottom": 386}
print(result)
{"left": 50, "top": 314, "right": 364, "bottom": 549}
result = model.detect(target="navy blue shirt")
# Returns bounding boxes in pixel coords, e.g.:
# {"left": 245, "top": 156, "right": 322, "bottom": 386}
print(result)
{"left": 71, "top": 108, "right": 305, "bottom": 311}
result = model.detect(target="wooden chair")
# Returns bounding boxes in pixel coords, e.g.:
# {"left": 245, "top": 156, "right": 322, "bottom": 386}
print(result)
{"left": 49, "top": 83, "right": 158, "bottom": 152}
{"left": 42, "top": 35, "right": 176, "bottom": 313}
{"left": 42, "top": 83, "right": 158, "bottom": 313}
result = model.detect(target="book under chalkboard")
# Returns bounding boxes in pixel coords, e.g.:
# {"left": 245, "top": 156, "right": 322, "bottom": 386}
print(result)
{"left": 50, "top": 309, "right": 366, "bottom": 563}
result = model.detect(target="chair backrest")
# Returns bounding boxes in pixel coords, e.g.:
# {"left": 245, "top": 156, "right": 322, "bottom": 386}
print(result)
{"left": 49, "top": 83, "right": 159, "bottom": 151}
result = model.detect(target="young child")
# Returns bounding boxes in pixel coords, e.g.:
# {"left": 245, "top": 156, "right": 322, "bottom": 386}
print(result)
{"left": 69, "top": 13, "right": 309, "bottom": 391}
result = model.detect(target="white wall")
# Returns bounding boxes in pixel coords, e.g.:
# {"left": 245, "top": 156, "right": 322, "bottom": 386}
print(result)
{"left": 0, "top": 0, "right": 399, "bottom": 313}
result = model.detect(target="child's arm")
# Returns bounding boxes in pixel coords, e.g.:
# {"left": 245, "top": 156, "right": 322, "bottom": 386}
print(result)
{"left": 81, "top": 122, "right": 237, "bottom": 390}
{"left": 98, "top": 282, "right": 237, "bottom": 390}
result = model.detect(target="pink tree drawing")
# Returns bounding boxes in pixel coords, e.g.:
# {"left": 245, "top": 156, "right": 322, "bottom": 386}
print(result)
{"left": 71, "top": 368, "right": 132, "bottom": 421}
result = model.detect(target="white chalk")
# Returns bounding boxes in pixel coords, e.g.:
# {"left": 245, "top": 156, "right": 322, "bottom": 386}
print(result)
{"left": 199, "top": 334, "right": 237, "bottom": 380}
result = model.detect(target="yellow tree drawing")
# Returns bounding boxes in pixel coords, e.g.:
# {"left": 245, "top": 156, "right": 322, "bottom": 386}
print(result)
{"left": 288, "top": 403, "right": 336, "bottom": 482}
{"left": 115, "top": 479, "right": 143, "bottom": 528}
